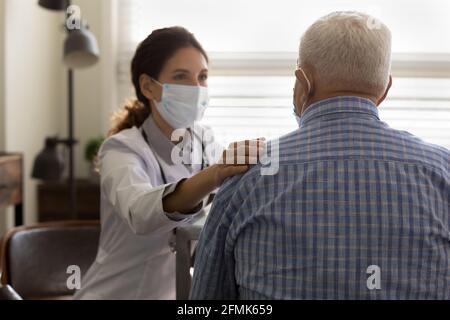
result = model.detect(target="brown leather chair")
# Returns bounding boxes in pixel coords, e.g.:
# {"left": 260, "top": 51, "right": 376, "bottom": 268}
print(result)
{"left": 0, "top": 285, "right": 23, "bottom": 300}
{"left": 0, "top": 220, "right": 100, "bottom": 300}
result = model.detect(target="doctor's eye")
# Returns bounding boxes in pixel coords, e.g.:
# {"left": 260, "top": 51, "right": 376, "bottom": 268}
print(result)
{"left": 173, "top": 73, "right": 187, "bottom": 80}
{"left": 199, "top": 74, "right": 208, "bottom": 81}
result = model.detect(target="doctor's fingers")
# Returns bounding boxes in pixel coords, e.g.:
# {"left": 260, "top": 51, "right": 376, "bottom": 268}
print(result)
{"left": 217, "top": 165, "right": 251, "bottom": 180}
{"left": 227, "top": 138, "right": 266, "bottom": 151}
{"left": 218, "top": 151, "right": 263, "bottom": 165}
{"left": 220, "top": 141, "right": 266, "bottom": 164}
{"left": 219, "top": 155, "right": 261, "bottom": 165}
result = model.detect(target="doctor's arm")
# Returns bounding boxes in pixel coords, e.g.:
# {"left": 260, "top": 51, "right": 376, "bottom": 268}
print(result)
{"left": 100, "top": 139, "right": 264, "bottom": 235}
{"left": 162, "top": 139, "right": 264, "bottom": 215}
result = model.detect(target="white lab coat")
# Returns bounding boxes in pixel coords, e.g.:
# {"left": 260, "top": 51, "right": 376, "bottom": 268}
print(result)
{"left": 74, "top": 117, "right": 220, "bottom": 300}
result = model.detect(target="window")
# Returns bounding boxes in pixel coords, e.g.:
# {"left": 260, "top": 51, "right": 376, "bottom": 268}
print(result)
{"left": 116, "top": 0, "right": 450, "bottom": 148}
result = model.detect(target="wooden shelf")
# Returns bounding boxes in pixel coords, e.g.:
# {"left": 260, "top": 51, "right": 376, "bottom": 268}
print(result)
{"left": 0, "top": 153, "right": 24, "bottom": 226}
{"left": 37, "top": 178, "right": 100, "bottom": 222}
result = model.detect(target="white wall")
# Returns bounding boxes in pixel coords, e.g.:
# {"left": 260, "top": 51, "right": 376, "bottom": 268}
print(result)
{"left": 0, "top": 0, "right": 110, "bottom": 228}
{"left": 0, "top": 0, "right": 6, "bottom": 235}
{"left": 4, "top": 0, "right": 64, "bottom": 225}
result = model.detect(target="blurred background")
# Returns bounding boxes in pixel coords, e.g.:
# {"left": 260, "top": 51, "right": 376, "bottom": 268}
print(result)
{"left": 0, "top": 0, "right": 449, "bottom": 233}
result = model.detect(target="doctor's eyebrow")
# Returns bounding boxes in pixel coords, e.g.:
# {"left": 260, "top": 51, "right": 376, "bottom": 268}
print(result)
{"left": 172, "top": 68, "right": 208, "bottom": 74}
{"left": 172, "top": 69, "right": 191, "bottom": 74}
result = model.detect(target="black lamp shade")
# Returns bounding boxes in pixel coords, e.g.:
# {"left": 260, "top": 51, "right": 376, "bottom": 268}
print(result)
{"left": 32, "top": 138, "right": 65, "bottom": 181}
{"left": 64, "top": 27, "right": 100, "bottom": 69}
{"left": 38, "top": 0, "right": 70, "bottom": 11}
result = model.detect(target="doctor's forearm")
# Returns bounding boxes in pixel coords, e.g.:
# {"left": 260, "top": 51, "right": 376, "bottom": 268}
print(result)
{"left": 162, "top": 165, "right": 218, "bottom": 214}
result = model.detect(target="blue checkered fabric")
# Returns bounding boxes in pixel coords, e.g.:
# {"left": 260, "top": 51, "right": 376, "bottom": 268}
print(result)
{"left": 191, "top": 96, "right": 450, "bottom": 300}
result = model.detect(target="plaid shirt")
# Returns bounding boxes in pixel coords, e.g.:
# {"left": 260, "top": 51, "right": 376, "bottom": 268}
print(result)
{"left": 191, "top": 96, "right": 450, "bottom": 300}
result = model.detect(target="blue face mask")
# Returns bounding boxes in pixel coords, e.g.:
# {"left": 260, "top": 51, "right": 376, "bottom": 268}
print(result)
{"left": 293, "top": 67, "right": 311, "bottom": 127}
{"left": 152, "top": 79, "right": 209, "bottom": 129}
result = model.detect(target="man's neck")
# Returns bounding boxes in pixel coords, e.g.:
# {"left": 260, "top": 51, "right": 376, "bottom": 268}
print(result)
{"left": 302, "top": 91, "right": 378, "bottom": 115}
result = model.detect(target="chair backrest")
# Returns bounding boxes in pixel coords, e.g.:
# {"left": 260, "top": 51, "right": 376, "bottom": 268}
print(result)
{"left": 0, "top": 285, "right": 23, "bottom": 300}
{"left": 0, "top": 220, "right": 100, "bottom": 300}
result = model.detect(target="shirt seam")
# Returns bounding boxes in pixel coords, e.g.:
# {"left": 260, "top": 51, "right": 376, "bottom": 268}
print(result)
{"left": 273, "top": 157, "right": 448, "bottom": 175}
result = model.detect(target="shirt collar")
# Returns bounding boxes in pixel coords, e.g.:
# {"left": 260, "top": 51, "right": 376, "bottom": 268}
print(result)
{"left": 141, "top": 116, "right": 203, "bottom": 167}
{"left": 141, "top": 116, "right": 177, "bottom": 164}
{"left": 299, "top": 96, "right": 380, "bottom": 127}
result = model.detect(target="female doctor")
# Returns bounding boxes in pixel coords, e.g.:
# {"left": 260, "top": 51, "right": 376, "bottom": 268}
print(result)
{"left": 74, "top": 27, "right": 263, "bottom": 300}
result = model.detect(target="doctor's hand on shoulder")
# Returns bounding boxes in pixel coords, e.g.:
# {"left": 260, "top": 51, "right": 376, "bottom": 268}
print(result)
{"left": 163, "top": 138, "right": 266, "bottom": 215}
{"left": 209, "top": 138, "right": 266, "bottom": 187}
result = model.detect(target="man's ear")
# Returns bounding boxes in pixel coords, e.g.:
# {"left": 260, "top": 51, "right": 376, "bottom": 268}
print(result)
{"left": 139, "top": 74, "right": 158, "bottom": 102}
{"left": 377, "top": 75, "right": 392, "bottom": 106}
{"left": 295, "top": 68, "right": 314, "bottom": 114}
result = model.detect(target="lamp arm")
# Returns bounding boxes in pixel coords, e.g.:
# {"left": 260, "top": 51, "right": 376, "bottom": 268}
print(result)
{"left": 57, "top": 138, "right": 78, "bottom": 147}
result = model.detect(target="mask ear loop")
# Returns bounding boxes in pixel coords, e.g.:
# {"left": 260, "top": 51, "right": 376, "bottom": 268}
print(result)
{"left": 150, "top": 77, "right": 163, "bottom": 87}
{"left": 297, "top": 67, "right": 312, "bottom": 113}
{"left": 297, "top": 67, "right": 311, "bottom": 96}
{"left": 149, "top": 77, "right": 163, "bottom": 106}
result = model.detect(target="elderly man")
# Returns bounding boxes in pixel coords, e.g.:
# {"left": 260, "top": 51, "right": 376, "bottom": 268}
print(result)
{"left": 191, "top": 11, "right": 450, "bottom": 299}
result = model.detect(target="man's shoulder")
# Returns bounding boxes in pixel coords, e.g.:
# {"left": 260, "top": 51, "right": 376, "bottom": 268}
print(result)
{"left": 274, "top": 123, "right": 449, "bottom": 172}
{"left": 398, "top": 128, "right": 448, "bottom": 155}
{"left": 215, "top": 167, "right": 262, "bottom": 203}
{"left": 385, "top": 126, "right": 449, "bottom": 171}
{"left": 213, "top": 132, "right": 301, "bottom": 204}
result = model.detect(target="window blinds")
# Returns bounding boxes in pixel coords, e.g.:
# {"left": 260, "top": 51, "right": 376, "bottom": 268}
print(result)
{"left": 115, "top": 0, "right": 450, "bottom": 149}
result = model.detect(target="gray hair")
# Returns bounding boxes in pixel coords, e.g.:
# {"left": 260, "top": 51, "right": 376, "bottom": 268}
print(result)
{"left": 299, "top": 11, "right": 392, "bottom": 93}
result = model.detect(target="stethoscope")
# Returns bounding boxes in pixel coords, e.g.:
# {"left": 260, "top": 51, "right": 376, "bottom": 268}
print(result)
{"left": 141, "top": 127, "right": 207, "bottom": 185}
{"left": 142, "top": 126, "right": 208, "bottom": 253}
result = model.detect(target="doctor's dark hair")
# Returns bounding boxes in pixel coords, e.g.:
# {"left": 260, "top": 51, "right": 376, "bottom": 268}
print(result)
{"left": 108, "top": 26, "right": 209, "bottom": 136}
